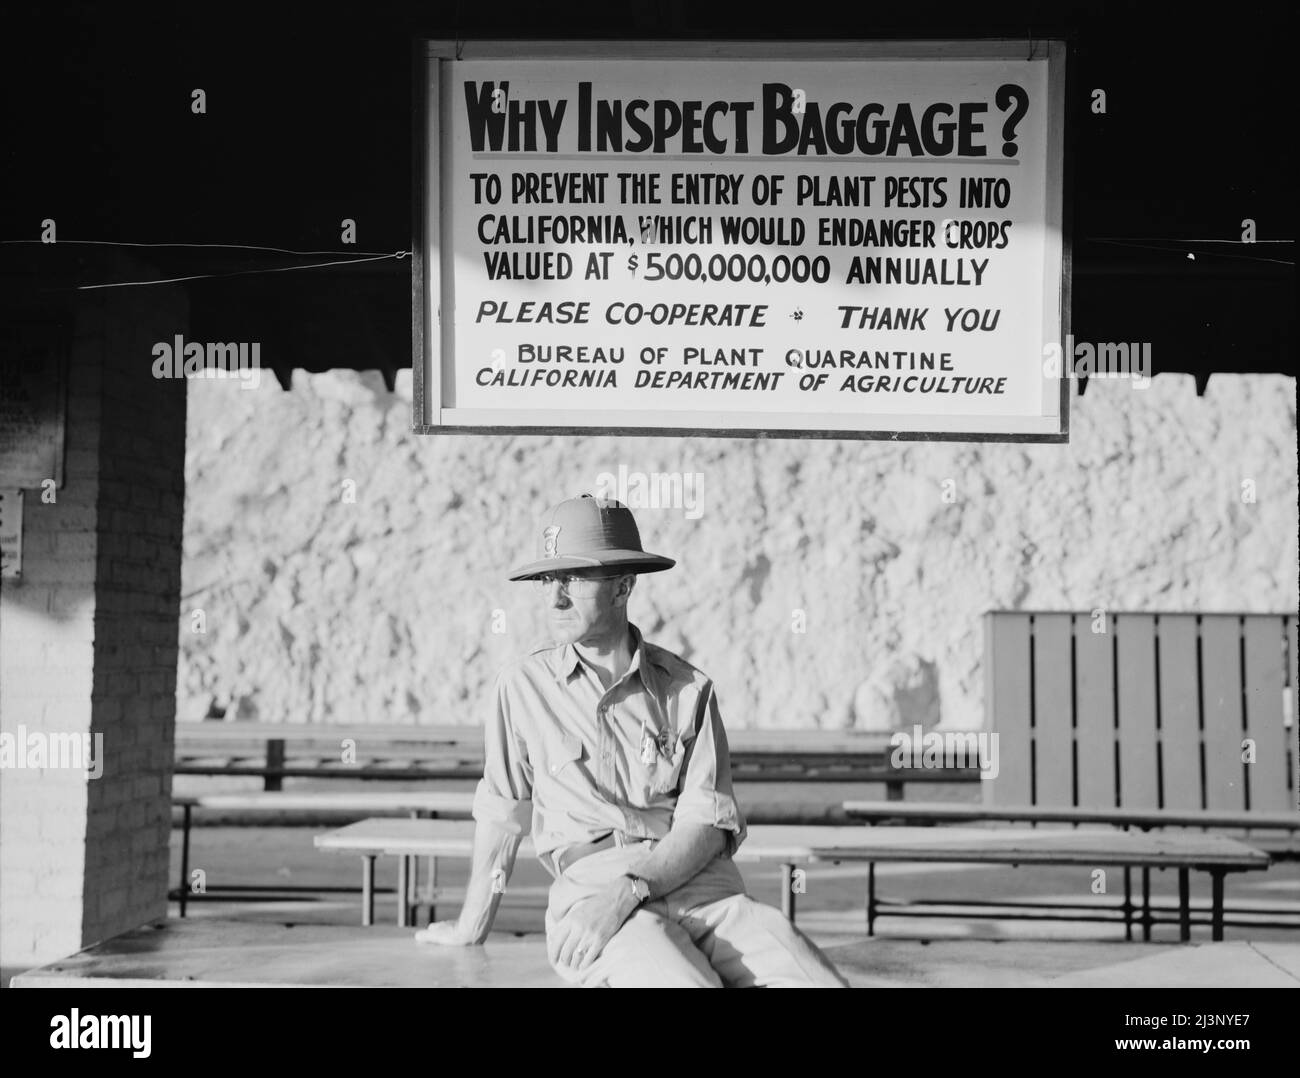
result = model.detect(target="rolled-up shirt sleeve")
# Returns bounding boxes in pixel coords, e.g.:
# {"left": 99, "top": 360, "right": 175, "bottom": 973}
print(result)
{"left": 672, "top": 682, "right": 747, "bottom": 854}
{"left": 472, "top": 674, "right": 534, "bottom": 837}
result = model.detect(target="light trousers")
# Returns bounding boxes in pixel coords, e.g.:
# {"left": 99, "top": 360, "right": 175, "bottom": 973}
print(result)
{"left": 545, "top": 846, "right": 849, "bottom": 988}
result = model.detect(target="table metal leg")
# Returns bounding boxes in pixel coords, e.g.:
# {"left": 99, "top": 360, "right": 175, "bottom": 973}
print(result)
{"left": 409, "top": 838, "right": 421, "bottom": 924}
{"left": 867, "top": 861, "right": 877, "bottom": 937}
{"left": 1142, "top": 867, "right": 1152, "bottom": 941}
{"left": 428, "top": 855, "right": 438, "bottom": 923}
{"left": 1122, "top": 867, "right": 1132, "bottom": 941}
{"left": 421, "top": 811, "right": 441, "bottom": 920}
{"left": 1211, "top": 870, "right": 1226, "bottom": 942}
{"left": 265, "top": 739, "right": 285, "bottom": 792}
{"left": 1178, "top": 868, "right": 1190, "bottom": 942}
{"left": 361, "top": 855, "right": 376, "bottom": 927}
{"left": 397, "top": 855, "right": 409, "bottom": 927}
{"left": 179, "top": 804, "right": 192, "bottom": 918}
{"left": 780, "top": 863, "right": 794, "bottom": 921}
{"left": 409, "top": 858, "right": 420, "bottom": 925}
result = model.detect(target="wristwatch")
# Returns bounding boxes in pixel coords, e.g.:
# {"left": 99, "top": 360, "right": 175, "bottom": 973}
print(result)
{"left": 626, "top": 875, "right": 651, "bottom": 905}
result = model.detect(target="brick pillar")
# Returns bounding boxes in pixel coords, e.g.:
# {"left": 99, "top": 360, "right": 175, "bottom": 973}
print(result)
{"left": 1, "top": 277, "right": 187, "bottom": 968}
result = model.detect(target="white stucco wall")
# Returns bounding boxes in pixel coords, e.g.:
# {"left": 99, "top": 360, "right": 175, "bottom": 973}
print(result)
{"left": 178, "top": 372, "right": 1297, "bottom": 732}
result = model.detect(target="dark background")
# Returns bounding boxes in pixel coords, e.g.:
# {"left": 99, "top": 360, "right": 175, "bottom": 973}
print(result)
{"left": 4, "top": 1, "right": 1294, "bottom": 390}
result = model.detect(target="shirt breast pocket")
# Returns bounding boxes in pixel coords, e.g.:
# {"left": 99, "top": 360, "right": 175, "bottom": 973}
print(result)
{"left": 543, "top": 731, "right": 585, "bottom": 780}
{"left": 646, "top": 734, "right": 688, "bottom": 798}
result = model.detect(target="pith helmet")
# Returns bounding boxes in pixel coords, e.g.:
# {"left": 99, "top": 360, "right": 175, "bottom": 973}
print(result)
{"left": 507, "top": 494, "right": 676, "bottom": 581}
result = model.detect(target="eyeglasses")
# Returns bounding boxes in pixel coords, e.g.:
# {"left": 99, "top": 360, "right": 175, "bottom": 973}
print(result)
{"left": 532, "top": 572, "right": 621, "bottom": 596}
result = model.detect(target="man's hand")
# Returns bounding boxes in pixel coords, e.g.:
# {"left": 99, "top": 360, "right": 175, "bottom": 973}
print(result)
{"left": 549, "top": 879, "right": 638, "bottom": 973}
{"left": 414, "top": 920, "right": 479, "bottom": 946}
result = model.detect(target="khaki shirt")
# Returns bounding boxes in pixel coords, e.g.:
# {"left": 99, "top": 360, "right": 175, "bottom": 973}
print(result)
{"left": 472, "top": 623, "right": 747, "bottom": 875}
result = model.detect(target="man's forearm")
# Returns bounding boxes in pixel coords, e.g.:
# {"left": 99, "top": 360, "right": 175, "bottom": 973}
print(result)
{"left": 630, "top": 822, "right": 728, "bottom": 900}
{"left": 457, "top": 819, "right": 524, "bottom": 943}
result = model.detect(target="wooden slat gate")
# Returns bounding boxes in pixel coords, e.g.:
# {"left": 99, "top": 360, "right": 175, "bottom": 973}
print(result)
{"left": 984, "top": 612, "right": 1297, "bottom": 812}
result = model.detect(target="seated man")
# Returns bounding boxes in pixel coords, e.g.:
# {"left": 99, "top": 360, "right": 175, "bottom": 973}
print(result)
{"left": 416, "top": 494, "right": 848, "bottom": 987}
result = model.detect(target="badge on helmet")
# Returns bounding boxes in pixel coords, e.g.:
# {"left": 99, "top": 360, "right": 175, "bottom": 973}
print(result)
{"left": 543, "top": 525, "right": 562, "bottom": 558}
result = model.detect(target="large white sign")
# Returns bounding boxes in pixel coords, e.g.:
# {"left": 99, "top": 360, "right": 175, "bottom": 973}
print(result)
{"left": 416, "top": 41, "right": 1068, "bottom": 440}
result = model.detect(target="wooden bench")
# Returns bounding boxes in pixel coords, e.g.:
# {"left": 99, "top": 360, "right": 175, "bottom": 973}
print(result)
{"left": 980, "top": 610, "right": 1298, "bottom": 935}
{"left": 315, "top": 818, "right": 1270, "bottom": 941}
{"left": 170, "top": 791, "right": 474, "bottom": 915}
{"left": 842, "top": 800, "right": 1300, "bottom": 934}
{"left": 167, "top": 723, "right": 978, "bottom": 917}
{"left": 174, "top": 724, "right": 487, "bottom": 788}
{"left": 314, "top": 817, "right": 545, "bottom": 926}
{"left": 843, "top": 802, "right": 1300, "bottom": 857}
{"left": 168, "top": 785, "right": 902, "bottom": 916}
{"left": 175, "top": 722, "right": 980, "bottom": 793}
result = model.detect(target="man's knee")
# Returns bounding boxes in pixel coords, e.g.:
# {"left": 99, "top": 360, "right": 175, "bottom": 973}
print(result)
{"left": 706, "top": 896, "right": 850, "bottom": 987}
